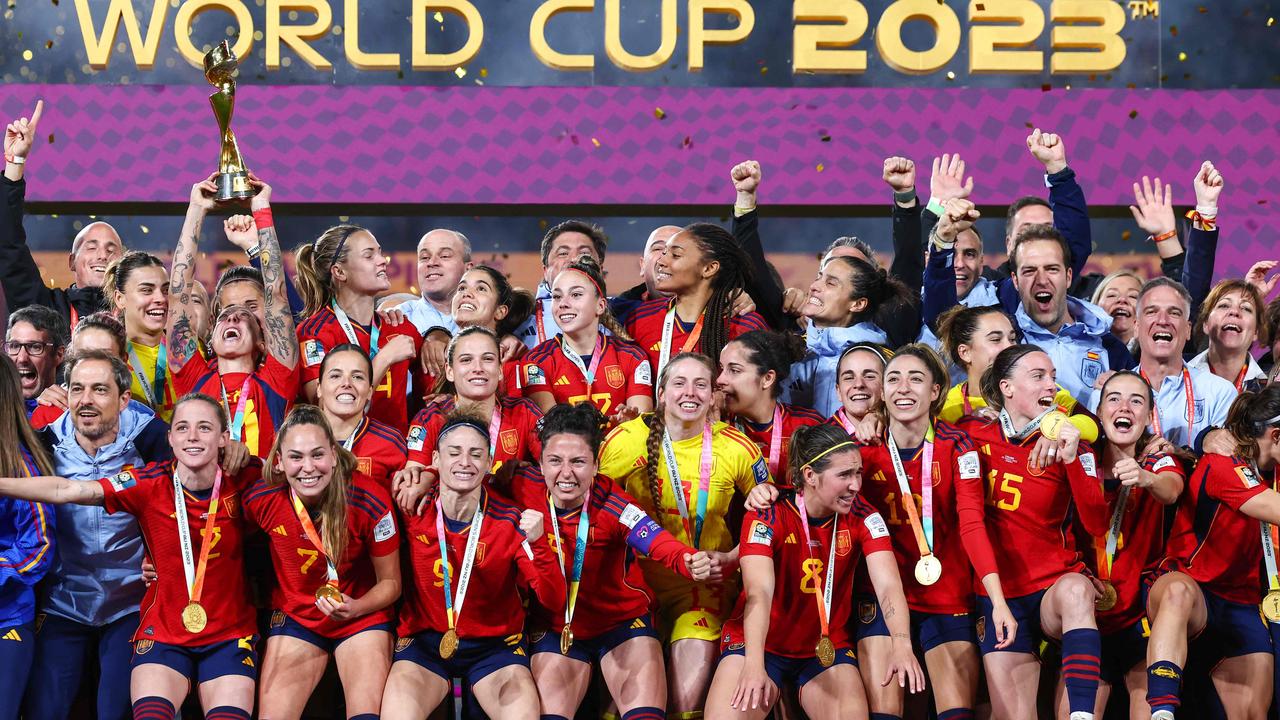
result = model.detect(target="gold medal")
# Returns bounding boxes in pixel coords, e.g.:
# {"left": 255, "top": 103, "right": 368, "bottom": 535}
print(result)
{"left": 560, "top": 625, "right": 574, "bottom": 655}
{"left": 315, "top": 584, "right": 343, "bottom": 603}
{"left": 1263, "top": 590, "right": 1280, "bottom": 623}
{"left": 181, "top": 602, "right": 207, "bottom": 634}
{"left": 439, "top": 628, "right": 459, "bottom": 659}
{"left": 815, "top": 635, "right": 835, "bottom": 668}
{"left": 1039, "top": 411, "right": 1069, "bottom": 441}
{"left": 914, "top": 554, "right": 942, "bottom": 586}
{"left": 1096, "top": 581, "right": 1118, "bottom": 612}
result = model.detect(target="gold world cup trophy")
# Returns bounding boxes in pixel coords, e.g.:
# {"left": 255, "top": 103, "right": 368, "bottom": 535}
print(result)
{"left": 203, "top": 40, "right": 252, "bottom": 201}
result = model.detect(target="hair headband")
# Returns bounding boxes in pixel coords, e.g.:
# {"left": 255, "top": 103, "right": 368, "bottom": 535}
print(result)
{"left": 559, "top": 266, "right": 604, "bottom": 298}
{"left": 802, "top": 441, "right": 857, "bottom": 470}
{"left": 439, "top": 420, "right": 491, "bottom": 446}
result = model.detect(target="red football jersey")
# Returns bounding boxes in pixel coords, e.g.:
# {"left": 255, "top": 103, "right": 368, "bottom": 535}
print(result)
{"left": 519, "top": 334, "right": 653, "bottom": 416}
{"left": 97, "top": 460, "right": 260, "bottom": 645}
{"left": 733, "top": 403, "right": 825, "bottom": 489}
{"left": 396, "top": 488, "right": 567, "bottom": 639}
{"left": 624, "top": 298, "right": 769, "bottom": 372}
{"left": 509, "top": 467, "right": 697, "bottom": 639}
{"left": 1075, "top": 452, "right": 1184, "bottom": 634}
{"left": 173, "top": 353, "right": 300, "bottom": 459}
{"left": 1158, "top": 454, "right": 1270, "bottom": 606}
{"left": 348, "top": 417, "right": 408, "bottom": 489}
{"left": 957, "top": 416, "right": 1110, "bottom": 598}
{"left": 242, "top": 476, "right": 399, "bottom": 637}
{"left": 296, "top": 307, "right": 423, "bottom": 433}
{"left": 405, "top": 396, "right": 543, "bottom": 471}
{"left": 856, "top": 422, "right": 995, "bottom": 614}
{"left": 725, "top": 493, "right": 893, "bottom": 657}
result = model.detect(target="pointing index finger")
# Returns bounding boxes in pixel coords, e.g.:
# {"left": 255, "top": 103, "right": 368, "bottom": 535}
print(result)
{"left": 28, "top": 100, "right": 44, "bottom": 132}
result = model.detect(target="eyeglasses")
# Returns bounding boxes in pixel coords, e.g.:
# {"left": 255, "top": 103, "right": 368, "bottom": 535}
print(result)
{"left": 3, "top": 341, "right": 55, "bottom": 357}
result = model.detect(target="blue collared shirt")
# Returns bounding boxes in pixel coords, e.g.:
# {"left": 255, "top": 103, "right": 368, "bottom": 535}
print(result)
{"left": 1138, "top": 362, "right": 1238, "bottom": 448}
{"left": 399, "top": 296, "right": 457, "bottom": 336}
{"left": 1016, "top": 297, "right": 1128, "bottom": 409}
{"left": 784, "top": 322, "right": 889, "bottom": 419}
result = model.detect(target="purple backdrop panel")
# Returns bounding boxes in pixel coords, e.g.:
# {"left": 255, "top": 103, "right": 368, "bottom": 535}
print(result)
{"left": 3, "top": 85, "right": 1276, "bottom": 277}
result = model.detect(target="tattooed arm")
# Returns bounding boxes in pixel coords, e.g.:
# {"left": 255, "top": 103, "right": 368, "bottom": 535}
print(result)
{"left": 248, "top": 178, "right": 298, "bottom": 369}
{"left": 167, "top": 174, "right": 218, "bottom": 373}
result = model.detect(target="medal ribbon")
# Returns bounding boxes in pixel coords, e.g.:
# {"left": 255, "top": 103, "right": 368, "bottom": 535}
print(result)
{"left": 487, "top": 406, "right": 502, "bottom": 470}
{"left": 795, "top": 494, "right": 837, "bottom": 644}
{"left": 997, "top": 406, "right": 1054, "bottom": 442}
{"left": 1234, "top": 363, "right": 1249, "bottom": 393}
{"left": 657, "top": 303, "right": 705, "bottom": 377}
{"left": 331, "top": 300, "right": 380, "bottom": 361}
{"left": 734, "top": 405, "right": 784, "bottom": 480}
{"left": 342, "top": 420, "right": 362, "bottom": 451}
{"left": 1140, "top": 368, "right": 1193, "bottom": 439}
{"left": 834, "top": 408, "right": 857, "bottom": 435}
{"left": 547, "top": 491, "right": 591, "bottom": 629}
{"left": 886, "top": 425, "right": 936, "bottom": 557}
{"left": 534, "top": 300, "right": 547, "bottom": 345}
{"left": 434, "top": 493, "right": 486, "bottom": 634}
{"left": 1095, "top": 484, "right": 1132, "bottom": 583}
{"left": 290, "top": 488, "right": 340, "bottom": 589}
{"left": 219, "top": 375, "right": 254, "bottom": 443}
{"left": 561, "top": 332, "right": 605, "bottom": 388}
{"left": 960, "top": 381, "right": 977, "bottom": 417}
{"left": 173, "top": 469, "right": 224, "bottom": 608}
{"left": 661, "top": 422, "right": 714, "bottom": 548}
{"left": 128, "top": 341, "right": 167, "bottom": 407}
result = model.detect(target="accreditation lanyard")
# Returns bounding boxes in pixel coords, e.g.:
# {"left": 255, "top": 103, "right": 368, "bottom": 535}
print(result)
{"left": 794, "top": 494, "right": 837, "bottom": 645}
{"left": 218, "top": 374, "right": 254, "bottom": 443}
{"left": 534, "top": 300, "right": 547, "bottom": 345}
{"left": 342, "top": 421, "right": 361, "bottom": 452}
{"left": 661, "top": 423, "right": 714, "bottom": 548}
{"left": 128, "top": 341, "right": 167, "bottom": 407}
{"left": 173, "top": 469, "right": 224, "bottom": 610}
{"left": 657, "top": 304, "right": 705, "bottom": 377}
{"left": 1233, "top": 364, "right": 1249, "bottom": 393}
{"left": 997, "top": 407, "right": 1053, "bottom": 443}
{"left": 886, "top": 426, "right": 936, "bottom": 557}
{"left": 561, "top": 332, "right": 605, "bottom": 388}
{"left": 331, "top": 301, "right": 380, "bottom": 361}
{"left": 486, "top": 406, "right": 503, "bottom": 471}
{"left": 547, "top": 492, "right": 591, "bottom": 629}
{"left": 833, "top": 408, "right": 857, "bottom": 436}
{"left": 960, "top": 382, "right": 975, "bottom": 417}
{"left": 1140, "top": 368, "right": 1193, "bottom": 439}
{"left": 434, "top": 494, "right": 486, "bottom": 635}
{"left": 735, "top": 405, "right": 784, "bottom": 481}
{"left": 1095, "top": 483, "right": 1132, "bottom": 583}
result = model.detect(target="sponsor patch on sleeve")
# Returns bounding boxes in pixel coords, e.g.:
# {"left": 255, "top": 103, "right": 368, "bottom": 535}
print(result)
{"left": 373, "top": 512, "right": 396, "bottom": 542}
{"left": 747, "top": 519, "right": 773, "bottom": 546}
{"left": 1151, "top": 455, "right": 1177, "bottom": 473}
{"left": 625, "top": 516, "right": 663, "bottom": 554}
{"left": 524, "top": 364, "right": 547, "bottom": 387}
{"left": 1238, "top": 466, "right": 1260, "bottom": 489}
{"left": 1079, "top": 452, "right": 1098, "bottom": 478}
{"left": 618, "top": 503, "right": 647, "bottom": 530}
{"left": 406, "top": 426, "right": 425, "bottom": 452}
{"left": 957, "top": 451, "right": 981, "bottom": 480}
{"left": 303, "top": 340, "right": 325, "bottom": 367}
{"left": 751, "top": 457, "right": 770, "bottom": 485}
{"left": 108, "top": 471, "right": 135, "bottom": 492}
{"left": 864, "top": 512, "right": 890, "bottom": 539}
{"left": 635, "top": 360, "right": 653, "bottom": 386}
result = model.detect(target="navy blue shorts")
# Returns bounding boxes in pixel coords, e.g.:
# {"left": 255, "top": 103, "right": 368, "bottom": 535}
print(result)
{"left": 977, "top": 590, "right": 1047, "bottom": 656}
{"left": 393, "top": 630, "right": 529, "bottom": 686}
{"left": 720, "top": 645, "right": 857, "bottom": 689}
{"left": 1194, "top": 589, "right": 1272, "bottom": 662}
{"left": 130, "top": 635, "right": 259, "bottom": 683}
{"left": 266, "top": 609, "right": 393, "bottom": 653}
{"left": 853, "top": 595, "right": 975, "bottom": 652}
{"left": 1099, "top": 617, "right": 1149, "bottom": 684}
{"left": 530, "top": 614, "right": 659, "bottom": 664}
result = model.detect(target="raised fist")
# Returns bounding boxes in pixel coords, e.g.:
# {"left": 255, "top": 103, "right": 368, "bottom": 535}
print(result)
{"left": 731, "top": 160, "right": 762, "bottom": 198}
{"left": 1193, "top": 160, "right": 1223, "bottom": 209}
{"left": 882, "top": 157, "right": 915, "bottom": 194}
{"left": 519, "top": 509, "right": 545, "bottom": 542}
{"left": 223, "top": 214, "right": 258, "bottom": 251}
{"left": 1026, "top": 128, "right": 1067, "bottom": 174}
{"left": 935, "top": 198, "right": 980, "bottom": 242}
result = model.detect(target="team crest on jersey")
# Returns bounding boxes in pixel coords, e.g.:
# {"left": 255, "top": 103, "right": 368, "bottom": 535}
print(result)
{"left": 928, "top": 462, "right": 942, "bottom": 487}
{"left": 303, "top": 340, "right": 325, "bottom": 367}
{"left": 1080, "top": 352, "right": 1103, "bottom": 387}
{"left": 976, "top": 617, "right": 986, "bottom": 643}
{"left": 858, "top": 601, "right": 877, "bottom": 624}
{"left": 605, "top": 365, "right": 624, "bottom": 389}
{"left": 357, "top": 457, "right": 373, "bottom": 477}
{"left": 406, "top": 426, "right": 426, "bottom": 452}
{"left": 134, "top": 639, "right": 154, "bottom": 655}
{"left": 221, "top": 495, "right": 239, "bottom": 519}
{"left": 1193, "top": 400, "right": 1205, "bottom": 423}
{"left": 270, "top": 610, "right": 286, "bottom": 629}
{"left": 109, "top": 471, "right": 135, "bottom": 492}
{"left": 395, "top": 637, "right": 414, "bottom": 652}
{"left": 499, "top": 429, "right": 519, "bottom": 455}
{"left": 835, "top": 529, "right": 852, "bottom": 557}
{"left": 1026, "top": 457, "right": 1047, "bottom": 477}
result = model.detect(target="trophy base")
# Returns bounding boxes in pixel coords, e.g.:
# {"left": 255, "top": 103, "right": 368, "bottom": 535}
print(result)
{"left": 216, "top": 171, "right": 253, "bottom": 202}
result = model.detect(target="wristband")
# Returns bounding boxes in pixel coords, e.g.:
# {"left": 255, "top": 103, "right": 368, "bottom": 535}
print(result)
{"left": 893, "top": 189, "right": 916, "bottom": 204}
{"left": 6, "top": 155, "right": 25, "bottom": 166}
{"left": 1185, "top": 209, "right": 1217, "bottom": 231}
{"left": 733, "top": 203, "right": 756, "bottom": 218}
{"left": 925, "top": 198, "right": 946, "bottom": 217}
{"left": 245, "top": 244, "right": 261, "bottom": 259}
{"left": 251, "top": 207, "right": 274, "bottom": 229}
{"left": 1194, "top": 204, "right": 1218, "bottom": 219}
{"left": 1149, "top": 229, "right": 1177, "bottom": 243}
{"left": 928, "top": 226, "right": 955, "bottom": 252}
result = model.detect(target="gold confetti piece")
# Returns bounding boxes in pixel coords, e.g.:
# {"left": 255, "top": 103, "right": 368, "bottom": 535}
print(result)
{"left": 1178, "top": 52, "right": 1187, "bottom": 61}
{"left": 22, "top": 50, "right": 32, "bottom": 61}
{"left": 140, "top": 225, "right": 149, "bottom": 234}
{"left": 454, "top": 66, "right": 466, "bottom": 78}
{"left": 682, "top": 136, "right": 692, "bottom": 148}
{"left": 760, "top": 66, "right": 767, "bottom": 75}
{"left": 816, "top": 163, "right": 824, "bottom": 172}
{"left": 654, "top": 107, "right": 666, "bottom": 119}
{"left": 339, "top": 215, "right": 350, "bottom": 222}
{"left": 591, "top": 137, "right": 600, "bottom": 147}
{"left": 1121, "top": 230, "right": 1132, "bottom": 241}
{"left": 45, "top": 40, "right": 52, "bottom": 49}
{"left": 946, "top": 71, "right": 955, "bottom": 80}
{"left": 1269, "top": 17, "right": 1275, "bottom": 26}
{"left": 434, "top": 11, "right": 444, "bottom": 22}
{"left": 480, "top": 67, "right": 488, "bottom": 77}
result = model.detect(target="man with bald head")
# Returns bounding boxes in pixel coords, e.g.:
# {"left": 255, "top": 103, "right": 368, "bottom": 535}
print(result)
{"left": 613, "top": 224, "right": 680, "bottom": 322}
{"left": 3, "top": 101, "right": 120, "bottom": 325}
{"left": 399, "top": 227, "right": 473, "bottom": 333}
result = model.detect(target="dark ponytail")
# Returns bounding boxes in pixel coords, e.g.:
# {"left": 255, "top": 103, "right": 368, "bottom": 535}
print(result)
{"left": 682, "top": 223, "right": 754, "bottom": 366}
{"left": 979, "top": 344, "right": 1044, "bottom": 410}
{"left": 825, "top": 255, "right": 914, "bottom": 330}
{"left": 788, "top": 423, "right": 859, "bottom": 492}
{"left": 1224, "top": 384, "right": 1280, "bottom": 462}
{"left": 936, "top": 305, "right": 1018, "bottom": 370}
{"left": 726, "top": 330, "right": 807, "bottom": 399}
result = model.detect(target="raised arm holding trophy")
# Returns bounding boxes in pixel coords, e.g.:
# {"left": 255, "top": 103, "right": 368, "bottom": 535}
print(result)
{"left": 203, "top": 40, "right": 252, "bottom": 201}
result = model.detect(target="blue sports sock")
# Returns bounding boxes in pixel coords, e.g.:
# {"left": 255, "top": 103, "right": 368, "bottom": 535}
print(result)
{"left": 204, "top": 707, "right": 250, "bottom": 720}
{"left": 870, "top": 714, "right": 903, "bottom": 720}
{"left": 1146, "top": 660, "right": 1183, "bottom": 713}
{"left": 540, "top": 716, "right": 571, "bottom": 720}
{"left": 937, "top": 710, "right": 975, "bottom": 720}
{"left": 348, "top": 715, "right": 380, "bottom": 720}
{"left": 1060, "top": 628, "right": 1102, "bottom": 715}
{"left": 132, "top": 696, "right": 176, "bottom": 720}
{"left": 622, "top": 708, "right": 665, "bottom": 720}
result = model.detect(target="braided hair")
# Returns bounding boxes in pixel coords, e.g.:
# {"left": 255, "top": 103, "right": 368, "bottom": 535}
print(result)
{"left": 644, "top": 352, "right": 716, "bottom": 517}
{"left": 679, "top": 223, "right": 754, "bottom": 366}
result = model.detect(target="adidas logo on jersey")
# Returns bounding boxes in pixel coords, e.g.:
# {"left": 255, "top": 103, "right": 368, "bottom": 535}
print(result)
{"left": 555, "top": 376, "right": 571, "bottom": 386}
{"left": 242, "top": 657, "right": 255, "bottom": 668}
{"left": 272, "top": 525, "right": 288, "bottom": 536}
{"left": 2, "top": 629, "right": 21, "bottom": 641}
{"left": 631, "top": 618, "right": 647, "bottom": 630}
{"left": 693, "top": 618, "right": 709, "bottom": 628}
{"left": 785, "top": 534, "right": 797, "bottom": 544}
